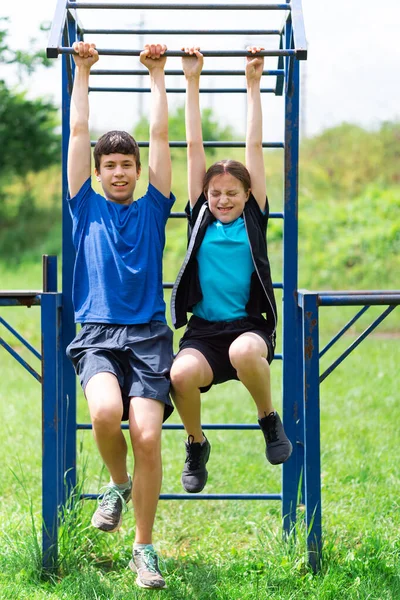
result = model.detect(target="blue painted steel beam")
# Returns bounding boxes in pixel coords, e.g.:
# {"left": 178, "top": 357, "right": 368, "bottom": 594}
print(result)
{"left": 320, "top": 305, "right": 397, "bottom": 383}
{"left": 67, "top": 2, "right": 292, "bottom": 10}
{"left": 91, "top": 69, "right": 284, "bottom": 76}
{"left": 0, "top": 294, "right": 40, "bottom": 307}
{"left": 281, "top": 15, "right": 301, "bottom": 539}
{"left": 83, "top": 493, "right": 282, "bottom": 500}
{"left": 47, "top": 0, "right": 67, "bottom": 58}
{"left": 0, "top": 317, "right": 41, "bottom": 360}
{"left": 57, "top": 47, "right": 297, "bottom": 58}
{"left": 84, "top": 28, "right": 282, "bottom": 35}
{"left": 163, "top": 281, "right": 284, "bottom": 289}
{"left": 319, "top": 306, "right": 370, "bottom": 358}
{"left": 0, "top": 338, "right": 41, "bottom": 382}
{"left": 89, "top": 86, "right": 276, "bottom": 94}
{"left": 301, "top": 293, "right": 322, "bottom": 572}
{"left": 169, "top": 211, "right": 284, "bottom": 219}
{"left": 41, "top": 293, "right": 63, "bottom": 572}
{"left": 77, "top": 423, "right": 271, "bottom": 430}
{"left": 318, "top": 293, "right": 400, "bottom": 306}
{"left": 90, "top": 141, "right": 284, "bottom": 148}
{"left": 290, "top": 0, "right": 307, "bottom": 59}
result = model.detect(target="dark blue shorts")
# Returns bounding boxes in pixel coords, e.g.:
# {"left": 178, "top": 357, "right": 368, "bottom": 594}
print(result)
{"left": 178, "top": 315, "right": 275, "bottom": 393}
{"left": 66, "top": 322, "right": 174, "bottom": 422}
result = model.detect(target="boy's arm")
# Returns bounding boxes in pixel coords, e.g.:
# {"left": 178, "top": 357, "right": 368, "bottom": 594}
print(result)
{"left": 245, "top": 47, "right": 267, "bottom": 212}
{"left": 140, "top": 44, "right": 171, "bottom": 198}
{"left": 68, "top": 42, "right": 99, "bottom": 198}
{"left": 182, "top": 48, "right": 206, "bottom": 207}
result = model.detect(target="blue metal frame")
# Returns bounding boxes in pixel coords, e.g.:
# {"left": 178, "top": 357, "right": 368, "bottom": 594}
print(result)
{"left": 297, "top": 290, "right": 400, "bottom": 569}
{"left": 5, "top": 0, "right": 306, "bottom": 569}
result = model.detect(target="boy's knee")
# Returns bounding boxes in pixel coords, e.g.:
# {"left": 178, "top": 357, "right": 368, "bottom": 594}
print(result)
{"left": 132, "top": 430, "right": 161, "bottom": 461}
{"left": 90, "top": 401, "right": 122, "bottom": 431}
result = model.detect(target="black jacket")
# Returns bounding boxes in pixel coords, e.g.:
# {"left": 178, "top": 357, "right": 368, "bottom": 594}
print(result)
{"left": 170, "top": 193, "right": 277, "bottom": 340}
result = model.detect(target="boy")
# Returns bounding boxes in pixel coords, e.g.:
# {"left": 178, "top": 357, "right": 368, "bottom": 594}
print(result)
{"left": 66, "top": 41, "right": 174, "bottom": 589}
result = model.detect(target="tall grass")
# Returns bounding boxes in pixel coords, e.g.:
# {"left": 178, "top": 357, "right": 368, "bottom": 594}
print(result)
{"left": 0, "top": 336, "right": 399, "bottom": 598}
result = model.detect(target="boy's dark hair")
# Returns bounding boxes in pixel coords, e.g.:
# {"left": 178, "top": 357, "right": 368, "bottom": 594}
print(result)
{"left": 203, "top": 160, "right": 251, "bottom": 195}
{"left": 94, "top": 130, "right": 141, "bottom": 171}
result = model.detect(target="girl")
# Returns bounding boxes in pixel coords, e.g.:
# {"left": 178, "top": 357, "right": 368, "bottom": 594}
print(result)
{"left": 170, "top": 47, "right": 292, "bottom": 494}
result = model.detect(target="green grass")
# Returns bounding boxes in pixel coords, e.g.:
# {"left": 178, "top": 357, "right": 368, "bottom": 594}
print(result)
{"left": 0, "top": 330, "right": 399, "bottom": 598}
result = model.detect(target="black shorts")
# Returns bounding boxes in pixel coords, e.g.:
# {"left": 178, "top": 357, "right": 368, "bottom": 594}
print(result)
{"left": 66, "top": 322, "right": 174, "bottom": 421}
{"left": 178, "top": 315, "right": 275, "bottom": 393}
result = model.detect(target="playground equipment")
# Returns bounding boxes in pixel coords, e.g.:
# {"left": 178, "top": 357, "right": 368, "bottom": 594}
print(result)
{"left": 0, "top": 0, "right": 398, "bottom": 575}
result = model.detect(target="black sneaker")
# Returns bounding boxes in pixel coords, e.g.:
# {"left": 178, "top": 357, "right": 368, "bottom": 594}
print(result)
{"left": 129, "top": 546, "right": 166, "bottom": 589}
{"left": 181, "top": 435, "right": 211, "bottom": 493}
{"left": 258, "top": 411, "right": 292, "bottom": 465}
{"left": 91, "top": 478, "right": 131, "bottom": 533}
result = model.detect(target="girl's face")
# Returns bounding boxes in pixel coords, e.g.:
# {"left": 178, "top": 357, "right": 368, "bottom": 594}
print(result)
{"left": 206, "top": 172, "right": 250, "bottom": 223}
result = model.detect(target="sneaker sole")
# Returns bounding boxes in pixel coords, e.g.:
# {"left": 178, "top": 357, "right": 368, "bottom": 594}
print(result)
{"left": 91, "top": 514, "right": 122, "bottom": 533}
{"left": 181, "top": 471, "right": 208, "bottom": 494}
{"left": 129, "top": 559, "right": 167, "bottom": 589}
{"left": 267, "top": 441, "right": 293, "bottom": 465}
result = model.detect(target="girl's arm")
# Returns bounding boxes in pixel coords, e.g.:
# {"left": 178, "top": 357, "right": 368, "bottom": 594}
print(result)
{"left": 182, "top": 48, "right": 206, "bottom": 207}
{"left": 245, "top": 47, "right": 267, "bottom": 212}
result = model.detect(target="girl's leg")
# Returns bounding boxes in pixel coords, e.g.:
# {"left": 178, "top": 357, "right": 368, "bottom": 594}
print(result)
{"left": 228, "top": 332, "right": 273, "bottom": 418}
{"left": 229, "top": 332, "right": 292, "bottom": 465}
{"left": 170, "top": 348, "right": 213, "bottom": 442}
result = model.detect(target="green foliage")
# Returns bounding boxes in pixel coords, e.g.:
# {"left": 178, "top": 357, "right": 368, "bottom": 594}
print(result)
{"left": 0, "top": 82, "right": 60, "bottom": 179}
{"left": 134, "top": 105, "right": 234, "bottom": 156}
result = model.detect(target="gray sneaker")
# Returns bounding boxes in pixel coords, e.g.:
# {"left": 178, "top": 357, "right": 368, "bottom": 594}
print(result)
{"left": 181, "top": 435, "right": 211, "bottom": 493}
{"left": 129, "top": 546, "right": 166, "bottom": 589}
{"left": 91, "top": 479, "right": 132, "bottom": 533}
{"left": 258, "top": 411, "right": 292, "bottom": 465}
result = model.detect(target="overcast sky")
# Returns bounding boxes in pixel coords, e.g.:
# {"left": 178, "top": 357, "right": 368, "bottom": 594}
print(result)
{"left": 2, "top": 0, "right": 400, "bottom": 140}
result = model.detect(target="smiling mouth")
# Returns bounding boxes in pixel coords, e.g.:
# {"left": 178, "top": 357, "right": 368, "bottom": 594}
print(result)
{"left": 218, "top": 207, "right": 232, "bottom": 212}
{"left": 112, "top": 182, "right": 128, "bottom": 188}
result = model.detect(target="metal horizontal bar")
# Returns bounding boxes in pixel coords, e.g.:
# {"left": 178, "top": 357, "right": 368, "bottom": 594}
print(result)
{"left": 319, "top": 294, "right": 400, "bottom": 307}
{"left": 91, "top": 69, "right": 284, "bottom": 76}
{"left": 58, "top": 47, "right": 296, "bottom": 58}
{"left": 317, "top": 289, "right": 400, "bottom": 296}
{"left": 168, "top": 211, "right": 284, "bottom": 218}
{"left": 89, "top": 86, "right": 275, "bottom": 93}
{"left": 319, "top": 306, "right": 370, "bottom": 358}
{"left": 78, "top": 423, "right": 262, "bottom": 430}
{"left": 67, "top": 3, "right": 291, "bottom": 11}
{"left": 0, "top": 317, "right": 41, "bottom": 360}
{"left": 159, "top": 493, "right": 282, "bottom": 500}
{"left": 82, "top": 492, "right": 282, "bottom": 500}
{"left": 0, "top": 293, "right": 41, "bottom": 307}
{"left": 0, "top": 338, "right": 41, "bottom": 382}
{"left": 162, "top": 281, "right": 283, "bottom": 289}
{"left": 83, "top": 28, "right": 282, "bottom": 35}
{"left": 91, "top": 140, "right": 284, "bottom": 148}
{"left": 319, "top": 305, "right": 397, "bottom": 383}
{"left": 290, "top": 0, "right": 307, "bottom": 60}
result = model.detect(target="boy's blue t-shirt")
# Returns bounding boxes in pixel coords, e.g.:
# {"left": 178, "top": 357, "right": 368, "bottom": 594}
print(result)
{"left": 193, "top": 216, "right": 254, "bottom": 322}
{"left": 68, "top": 178, "right": 175, "bottom": 324}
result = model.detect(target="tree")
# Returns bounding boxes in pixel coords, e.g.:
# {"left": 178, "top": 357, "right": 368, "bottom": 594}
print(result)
{"left": 0, "top": 18, "right": 60, "bottom": 184}
{"left": 133, "top": 105, "right": 235, "bottom": 156}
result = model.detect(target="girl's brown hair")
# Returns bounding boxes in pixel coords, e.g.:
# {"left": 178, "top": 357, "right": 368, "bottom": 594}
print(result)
{"left": 203, "top": 160, "right": 251, "bottom": 195}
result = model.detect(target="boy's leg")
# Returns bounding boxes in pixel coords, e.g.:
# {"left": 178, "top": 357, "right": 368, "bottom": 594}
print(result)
{"left": 128, "top": 396, "right": 164, "bottom": 545}
{"left": 170, "top": 348, "right": 213, "bottom": 493}
{"left": 86, "top": 372, "right": 132, "bottom": 532}
{"left": 128, "top": 396, "right": 167, "bottom": 589}
{"left": 229, "top": 332, "right": 292, "bottom": 464}
{"left": 86, "top": 372, "right": 129, "bottom": 483}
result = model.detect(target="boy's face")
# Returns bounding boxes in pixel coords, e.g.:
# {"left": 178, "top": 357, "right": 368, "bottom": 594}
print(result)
{"left": 95, "top": 153, "right": 141, "bottom": 204}
{"left": 207, "top": 173, "right": 250, "bottom": 223}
